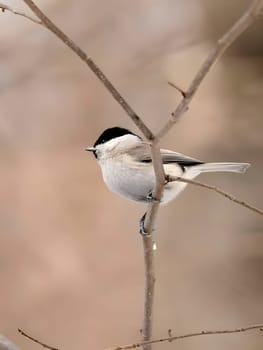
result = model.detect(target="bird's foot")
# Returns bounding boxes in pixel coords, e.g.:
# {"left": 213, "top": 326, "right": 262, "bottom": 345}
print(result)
{"left": 146, "top": 191, "right": 160, "bottom": 203}
{"left": 139, "top": 212, "right": 151, "bottom": 236}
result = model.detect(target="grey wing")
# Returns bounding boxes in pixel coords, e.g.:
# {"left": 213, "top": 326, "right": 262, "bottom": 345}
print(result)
{"left": 160, "top": 149, "right": 204, "bottom": 166}
{"left": 129, "top": 144, "right": 203, "bottom": 167}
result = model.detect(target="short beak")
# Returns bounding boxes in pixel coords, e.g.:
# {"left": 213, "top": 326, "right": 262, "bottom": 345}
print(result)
{"left": 85, "top": 147, "right": 96, "bottom": 152}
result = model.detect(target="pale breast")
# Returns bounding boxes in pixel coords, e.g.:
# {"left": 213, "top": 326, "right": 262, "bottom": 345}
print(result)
{"left": 99, "top": 158, "right": 155, "bottom": 203}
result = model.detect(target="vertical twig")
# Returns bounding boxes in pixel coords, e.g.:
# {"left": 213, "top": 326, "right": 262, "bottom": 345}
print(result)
{"left": 141, "top": 142, "right": 166, "bottom": 349}
{"left": 141, "top": 237, "right": 155, "bottom": 349}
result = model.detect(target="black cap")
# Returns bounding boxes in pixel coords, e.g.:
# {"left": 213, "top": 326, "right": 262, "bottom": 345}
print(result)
{"left": 93, "top": 127, "right": 138, "bottom": 147}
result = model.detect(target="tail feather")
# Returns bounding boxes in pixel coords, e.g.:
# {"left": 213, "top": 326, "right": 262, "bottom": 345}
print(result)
{"left": 193, "top": 162, "right": 250, "bottom": 174}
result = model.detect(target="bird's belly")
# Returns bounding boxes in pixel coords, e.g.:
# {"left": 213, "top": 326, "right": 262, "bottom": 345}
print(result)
{"left": 99, "top": 160, "right": 192, "bottom": 204}
{"left": 100, "top": 160, "right": 155, "bottom": 203}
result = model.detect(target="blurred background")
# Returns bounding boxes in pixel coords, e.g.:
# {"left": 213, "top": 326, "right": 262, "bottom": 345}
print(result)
{"left": 0, "top": 0, "right": 262, "bottom": 349}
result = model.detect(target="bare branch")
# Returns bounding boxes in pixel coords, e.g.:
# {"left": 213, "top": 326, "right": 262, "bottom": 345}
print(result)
{"left": 0, "top": 2, "right": 41, "bottom": 24}
{"left": 156, "top": 0, "right": 263, "bottom": 141}
{"left": 18, "top": 329, "right": 59, "bottom": 350}
{"left": 166, "top": 175, "right": 263, "bottom": 216}
{"left": 0, "top": 0, "right": 152, "bottom": 140}
{"left": 106, "top": 323, "right": 263, "bottom": 350}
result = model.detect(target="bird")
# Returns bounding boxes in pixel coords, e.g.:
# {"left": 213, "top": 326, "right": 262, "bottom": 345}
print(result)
{"left": 85, "top": 127, "right": 250, "bottom": 206}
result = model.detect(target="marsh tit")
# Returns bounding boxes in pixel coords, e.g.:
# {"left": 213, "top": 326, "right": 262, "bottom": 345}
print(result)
{"left": 85, "top": 127, "right": 250, "bottom": 204}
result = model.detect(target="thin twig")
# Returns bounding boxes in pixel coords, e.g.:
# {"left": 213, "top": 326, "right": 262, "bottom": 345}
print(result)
{"left": 105, "top": 323, "right": 263, "bottom": 350}
{"left": 18, "top": 329, "right": 59, "bottom": 350}
{"left": 166, "top": 175, "right": 263, "bottom": 216}
{"left": 0, "top": 0, "right": 154, "bottom": 140}
{"left": 0, "top": 2, "right": 41, "bottom": 24}
{"left": 168, "top": 81, "right": 186, "bottom": 98}
{"left": 156, "top": 0, "right": 263, "bottom": 141}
